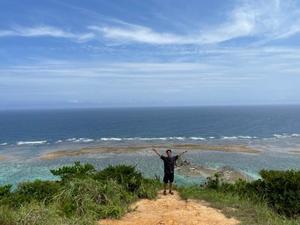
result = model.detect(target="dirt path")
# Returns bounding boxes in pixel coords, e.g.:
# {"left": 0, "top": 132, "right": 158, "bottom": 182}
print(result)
{"left": 99, "top": 191, "right": 239, "bottom": 225}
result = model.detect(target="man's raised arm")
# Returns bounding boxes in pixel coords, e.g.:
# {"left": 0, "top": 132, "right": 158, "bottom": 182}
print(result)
{"left": 178, "top": 150, "right": 187, "bottom": 157}
{"left": 152, "top": 148, "right": 161, "bottom": 157}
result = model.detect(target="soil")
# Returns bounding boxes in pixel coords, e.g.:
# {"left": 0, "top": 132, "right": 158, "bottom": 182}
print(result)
{"left": 99, "top": 191, "right": 239, "bottom": 225}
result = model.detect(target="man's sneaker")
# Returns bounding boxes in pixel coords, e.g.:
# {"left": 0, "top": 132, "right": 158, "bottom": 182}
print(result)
{"left": 169, "top": 191, "right": 174, "bottom": 195}
{"left": 163, "top": 190, "right": 167, "bottom": 195}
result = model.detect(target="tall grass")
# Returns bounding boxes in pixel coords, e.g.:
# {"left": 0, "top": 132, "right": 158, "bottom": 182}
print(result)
{"left": 0, "top": 162, "right": 161, "bottom": 225}
{"left": 178, "top": 170, "right": 300, "bottom": 225}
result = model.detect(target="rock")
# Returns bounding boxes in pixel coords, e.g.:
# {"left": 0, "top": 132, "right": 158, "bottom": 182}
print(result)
{"left": 175, "top": 157, "right": 251, "bottom": 182}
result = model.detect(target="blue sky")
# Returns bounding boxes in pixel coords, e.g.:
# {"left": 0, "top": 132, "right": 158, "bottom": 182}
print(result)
{"left": 1, "top": 0, "right": 300, "bottom": 109}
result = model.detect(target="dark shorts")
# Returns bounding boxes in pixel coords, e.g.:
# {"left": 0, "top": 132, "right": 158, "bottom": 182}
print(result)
{"left": 163, "top": 172, "right": 174, "bottom": 183}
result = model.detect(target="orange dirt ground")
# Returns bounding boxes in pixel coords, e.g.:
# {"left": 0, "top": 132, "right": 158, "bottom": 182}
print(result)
{"left": 99, "top": 191, "right": 239, "bottom": 225}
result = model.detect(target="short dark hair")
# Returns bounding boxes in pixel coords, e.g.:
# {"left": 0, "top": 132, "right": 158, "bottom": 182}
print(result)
{"left": 166, "top": 149, "right": 172, "bottom": 153}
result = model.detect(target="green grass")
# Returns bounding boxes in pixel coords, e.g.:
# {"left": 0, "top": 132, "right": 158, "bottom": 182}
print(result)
{"left": 178, "top": 185, "right": 300, "bottom": 225}
{"left": 0, "top": 162, "right": 161, "bottom": 225}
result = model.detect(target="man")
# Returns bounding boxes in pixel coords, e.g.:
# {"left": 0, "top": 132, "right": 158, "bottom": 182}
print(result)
{"left": 152, "top": 148, "right": 187, "bottom": 195}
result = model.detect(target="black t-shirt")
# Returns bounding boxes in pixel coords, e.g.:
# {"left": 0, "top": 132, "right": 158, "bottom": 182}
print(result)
{"left": 160, "top": 155, "right": 179, "bottom": 174}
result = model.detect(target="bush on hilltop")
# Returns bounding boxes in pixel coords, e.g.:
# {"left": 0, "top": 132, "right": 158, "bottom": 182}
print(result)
{"left": 204, "top": 169, "right": 300, "bottom": 218}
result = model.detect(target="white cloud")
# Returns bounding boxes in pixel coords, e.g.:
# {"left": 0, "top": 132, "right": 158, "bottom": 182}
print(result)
{"left": 0, "top": 0, "right": 299, "bottom": 46}
{"left": 89, "top": 24, "right": 187, "bottom": 44}
{"left": 2, "top": 46, "right": 300, "bottom": 79}
{"left": 91, "top": 0, "right": 300, "bottom": 45}
{"left": 242, "top": 0, "right": 300, "bottom": 40}
{"left": 0, "top": 26, "right": 95, "bottom": 42}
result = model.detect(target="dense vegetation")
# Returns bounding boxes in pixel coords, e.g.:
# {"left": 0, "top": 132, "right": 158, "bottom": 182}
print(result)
{"left": 204, "top": 170, "right": 300, "bottom": 217}
{"left": 1, "top": 161, "right": 300, "bottom": 225}
{"left": 179, "top": 169, "right": 300, "bottom": 225}
{"left": 0, "top": 162, "right": 161, "bottom": 225}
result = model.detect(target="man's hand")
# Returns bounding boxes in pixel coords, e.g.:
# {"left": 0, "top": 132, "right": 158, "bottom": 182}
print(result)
{"left": 179, "top": 150, "right": 187, "bottom": 157}
{"left": 152, "top": 148, "right": 161, "bottom": 157}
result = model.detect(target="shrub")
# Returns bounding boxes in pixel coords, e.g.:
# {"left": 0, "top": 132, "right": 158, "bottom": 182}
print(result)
{"left": 136, "top": 178, "right": 161, "bottom": 199}
{"left": 55, "top": 178, "right": 131, "bottom": 219}
{"left": 94, "top": 164, "right": 161, "bottom": 198}
{"left": 205, "top": 169, "right": 300, "bottom": 218}
{"left": 0, "top": 184, "right": 12, "bottom": 197}
{"left": 15, "top": 180, "right": 60, "bottom": 205}
{"left": 258, "top": 170, "right": 300, "bottom": 217}
{"left": 94, "top": 165, "right": 143, "bottom": 192}
{"left": 0, "top": 181, "right": 60, "bottom": 208}
{"left": 205, "top": 173, "right": 222, "bottom": 189}
{"left": 50, "top": 161, "right": 96, "bottom": 181}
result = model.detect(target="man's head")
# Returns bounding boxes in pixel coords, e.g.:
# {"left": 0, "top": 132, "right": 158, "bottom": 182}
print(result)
{"left": 166, "top": 149, "right": 172, "bottom": 157}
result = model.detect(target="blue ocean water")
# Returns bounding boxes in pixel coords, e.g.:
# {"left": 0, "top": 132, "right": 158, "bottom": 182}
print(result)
{"left": 1, "top": 105, "right": 300, "bottom": 146}
{"left": 1, "top": 105, "right": 300, "bottom": 186}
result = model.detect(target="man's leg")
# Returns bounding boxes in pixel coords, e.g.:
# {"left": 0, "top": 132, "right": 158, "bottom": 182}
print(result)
{"left": 163, "top": 173, "right": 168, "bottom": 195}
{"left": 169, "top": 182, "right": 173, "bottom": 194}
{"left": 163, "top": 182, "right": 167, "bottom": 195}
{"left": 169, "top": 173, "right": 174, "bottom": 194}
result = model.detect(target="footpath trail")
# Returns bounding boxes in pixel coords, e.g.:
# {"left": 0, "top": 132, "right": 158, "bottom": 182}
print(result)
{"left": 99, "top": 191, "right": 239, "bottom": 225}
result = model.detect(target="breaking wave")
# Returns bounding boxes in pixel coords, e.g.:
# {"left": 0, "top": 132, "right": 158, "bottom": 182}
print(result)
{"left": 273, "top": 133, "right": 300, "bottom": 139}
{"left": 11, "top": 133, "right": 300, "bottom": 147}
{"left": 17, "top": 140, "right": 47, "bottom": 146}
{"left": 66, "top": 138, "right": 94, "bottom": 143}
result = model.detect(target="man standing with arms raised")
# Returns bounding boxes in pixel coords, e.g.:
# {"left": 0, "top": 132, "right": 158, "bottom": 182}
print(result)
{"left": 152, "top": 148, "right": 187, "bottom": 195}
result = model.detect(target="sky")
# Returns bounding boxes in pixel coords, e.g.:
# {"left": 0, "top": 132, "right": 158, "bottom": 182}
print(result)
{"left": 1, "top": 0, "right": 300, "bottom": 109}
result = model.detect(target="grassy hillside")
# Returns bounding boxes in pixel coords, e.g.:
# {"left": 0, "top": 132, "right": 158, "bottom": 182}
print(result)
{"left": 1, "top": 162, "right": 300, "bottom": 225}
{"left": 178, "top": 170, "right": 300, "bottom": 225}
{"left": 0, "top": 162, "right": 161, "bottom": 225}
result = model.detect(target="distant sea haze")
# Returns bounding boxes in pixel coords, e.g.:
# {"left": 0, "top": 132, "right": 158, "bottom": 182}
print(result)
{"left": 1, "top": 105, "right": 300, "bottom": 148}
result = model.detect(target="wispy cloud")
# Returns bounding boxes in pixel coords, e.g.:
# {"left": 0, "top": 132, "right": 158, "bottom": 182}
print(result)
{"left": 2, "top": 46, "right": 300, "bottom": 79}
{"left": 91, "top": 0, "right": 300, "bottom": 45}
{"left": 89, "top": 24, "right": 186, "bottom": 45}
{"left": 1, "top": 0, "right": 299, "bottom": 46}
{"left": 2, "top": 45, "right": 300, "bottom": 107}
{"left": 0, "top": 26, "right": 95, "bottom": 42}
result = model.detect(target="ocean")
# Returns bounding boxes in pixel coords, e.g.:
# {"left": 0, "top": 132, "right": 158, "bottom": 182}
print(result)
{"left": 1, "top": 105, "right": 300, "bottom": 185}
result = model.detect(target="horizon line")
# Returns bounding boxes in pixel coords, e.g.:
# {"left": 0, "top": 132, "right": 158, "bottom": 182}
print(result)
{"left": 1, "top": 103, "right": 300, "bottom": 112}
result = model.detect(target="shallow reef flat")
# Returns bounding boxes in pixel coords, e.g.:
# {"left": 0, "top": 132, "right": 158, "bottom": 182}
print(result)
{"left": 40, "top": 143, "right": 260, "bottom": 160}
{"left": 40, "top": 146, "right": 147, "bottom": 160}
{"left": 166, "top": 144, "right": 260, "bottom": 153}
{"left": 289, "top": 150, "right": 300, "bottom": 154}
